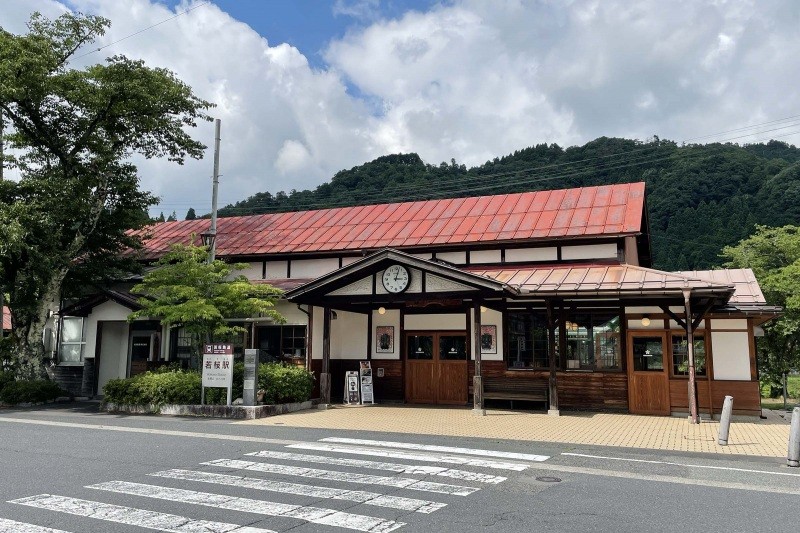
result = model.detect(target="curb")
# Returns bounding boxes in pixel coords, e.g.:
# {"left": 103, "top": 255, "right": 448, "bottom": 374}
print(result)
{"left": 102, "top": 400, "right": 315, "bottom": 419}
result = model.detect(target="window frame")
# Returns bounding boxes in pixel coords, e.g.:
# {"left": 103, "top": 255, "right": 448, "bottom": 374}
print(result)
{"left": 59, "top": 316, "right": 86, "bottom": 365}
{"left": 562, "top": 308, "right": 624, "bottom": 373}
{"left": 669, "top": 329, "right": 709, "bottom": 379}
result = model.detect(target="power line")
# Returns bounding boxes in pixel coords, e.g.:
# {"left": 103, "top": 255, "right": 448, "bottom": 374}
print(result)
{"left": 73, "top": 1, "right": 211, "bottom": 60}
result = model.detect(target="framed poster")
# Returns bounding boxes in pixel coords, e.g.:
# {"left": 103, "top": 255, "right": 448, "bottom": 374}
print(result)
{"left": 376, "top": 326, "right": 394, "bottom": 353}
{"left": 480, "top": 325, "right": 497, "bottom": 354}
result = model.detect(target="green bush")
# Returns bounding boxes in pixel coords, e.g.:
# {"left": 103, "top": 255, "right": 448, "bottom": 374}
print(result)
{"left": 0, "top": 370, "right": 14, "bottom": 394}
{"left": 0, "top": 380, "right": 65, "bottom": 405}
{"left": 103, "top": 370, "right": 201, "bottom": 407}
{"left": 258, "top": 363, "right": 314, "bottom": 404}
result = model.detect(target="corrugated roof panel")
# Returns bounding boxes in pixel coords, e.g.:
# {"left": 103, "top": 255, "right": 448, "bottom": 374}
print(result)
{"left": 132, "top": 182, "right": 646, "bottom": 258}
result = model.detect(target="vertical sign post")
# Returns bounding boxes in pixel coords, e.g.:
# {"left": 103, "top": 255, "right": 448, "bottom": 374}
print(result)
{"left": 201, "top": 344, "right": 234, "bottom": 406}
{"left": 360, "top": 361, "right": 374, "bottom": 405}
{"left": 243, "top": 348, "right": 258, "bottom": 406}
{"left": 344, "top": 371, "right": 360, "bottom": 404}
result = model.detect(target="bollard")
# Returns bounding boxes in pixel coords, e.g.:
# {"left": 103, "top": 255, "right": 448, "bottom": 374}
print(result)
{"left": 718, "top": 395, "right": 734, "bottom": 446}
{"left": 789, "top": 407, "right": 800, "bottom": 467}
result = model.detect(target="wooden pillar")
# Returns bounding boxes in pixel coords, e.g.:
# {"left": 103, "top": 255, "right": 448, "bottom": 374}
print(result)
{"left": 306, "top": 305, "right": 314, "bottom": 370}
{"left": 366, "top": 309, "right": 373, "bottom": 360}
{"left": 320, "top": 306, "right": 332, "bottom": 405}
{"left": 684, "top": 290, "right": 699, "bottom": 424}
{"left": 473, "top": 301, "right": 485, "bottom": 415}
{"left": 547, "top": 300, "right": 559, "bottom": 416}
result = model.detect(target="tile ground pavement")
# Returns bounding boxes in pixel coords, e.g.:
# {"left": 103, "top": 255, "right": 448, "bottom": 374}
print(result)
{"left": 238, "top": 405, "right": 792, "bottom": 458}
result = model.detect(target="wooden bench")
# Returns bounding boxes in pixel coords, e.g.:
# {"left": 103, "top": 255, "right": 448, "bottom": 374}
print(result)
{"left": 482, "top": 377, "right": 548, "bottom": 409}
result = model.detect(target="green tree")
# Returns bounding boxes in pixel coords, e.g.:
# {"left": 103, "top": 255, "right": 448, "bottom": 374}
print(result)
{"left": 0, "top": 13, "right": 212, "bottom": 379}
{"left": 185, "top": 207, "right": 197, "bottom": 220}
{"left": 130, "top": 242, "right": 284, "bottom": 360}
{"left": 722, "top": 225, "right": 800, "bottom": 389}
{"left": 166, "top": 211, "right": 177, "bottom": 222}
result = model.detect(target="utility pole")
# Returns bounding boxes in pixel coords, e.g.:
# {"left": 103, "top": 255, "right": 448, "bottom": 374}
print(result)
{"left": 1, "top": 110, "right": 5, "bottom": 339}
{"left": 209, "top": 118, "right": 221, "bottom": 262}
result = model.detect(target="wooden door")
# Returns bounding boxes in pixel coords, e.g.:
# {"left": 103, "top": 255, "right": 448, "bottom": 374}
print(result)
{"left": 405, "top": 332, "right": 468, "bottom": 405}
{"left": 627, "top": 332, "right": 670, "bottom": 415}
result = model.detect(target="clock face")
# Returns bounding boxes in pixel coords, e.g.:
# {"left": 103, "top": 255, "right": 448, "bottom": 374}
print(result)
{"left": 382, "top": 264, "right": 411, "bottom": 293}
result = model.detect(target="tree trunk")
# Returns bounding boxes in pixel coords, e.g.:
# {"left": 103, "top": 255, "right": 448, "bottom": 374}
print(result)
{"left": 10, "top": 273, "right": 63, "bottom": 381}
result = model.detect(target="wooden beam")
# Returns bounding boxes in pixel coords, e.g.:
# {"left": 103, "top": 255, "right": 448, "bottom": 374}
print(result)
{"left": 321, "top": 306, "right": 332, "bottom": 404}
{"left": 659, "top": 305, "right": 686, "bottom": 329}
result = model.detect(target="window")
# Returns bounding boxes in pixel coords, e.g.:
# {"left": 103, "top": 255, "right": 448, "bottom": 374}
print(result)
{"left": 632, "top": 336, "right": 664, "bottom": 371}
{"left": 672, "top": 334, "right": 707, "bottom": 377}
{"left": 256, "top": 325, "right": 306, "bottom": 364}
{"left": 564, "top": 312, "right": 621, "bottom": 371}
{"left": 60, "top": 317, "right": 85, "bottom": 364}
{"left": 507, "top": 311, "right": 549, "bottom": 369}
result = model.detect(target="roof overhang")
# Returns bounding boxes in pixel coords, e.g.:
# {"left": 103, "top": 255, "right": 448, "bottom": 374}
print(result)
{"left": 59, "top": 289, "right": 142, "bottom": 317}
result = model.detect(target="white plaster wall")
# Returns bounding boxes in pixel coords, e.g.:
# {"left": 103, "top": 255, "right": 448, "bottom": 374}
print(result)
{"left": 505, "top": 247, "right": 558, "bottom": 263}
{"left": 669, "top": 319, "right": 705, "bottom": 330}
{"left": 274, "top": 301, "right": 310, "bottom": 325}
{"left": 711, "top": 331, "right": 751, "bottom": 380}
{"left": 342, "top": 256, "right": 361, "bottom": 266}
{"left": 264, "top": 260, "right": 289, "bottom": 280}
{"left": 405, "top": 313, "right": 466, "bottom": 331}
{"left": 412, "top": 253, "right": 432, "bottom": 260}
{"left": 332, "top": 311, "right": 368, "bottom": 360}
{"left": 97, "top": 321, "right": 128, "bottom": 392}
{"left": 83, "top": 300, "right": 134, "bottom": 361}
{"left": 372, "top": 309, "right": 400, "bottom": 360}
{"left": 626, "top": 306, "right": 683, "bottom": 314}
{"left": 473, "top": 307, "right": 503, "bottom": 361}
{"left": 710, "top": 319, "right": 748, "bottom": 330}
{"left": 561, "top": 243, "right": 618, "bottom": 260}
{"left": 470, "top": 249, "right": 502, "bottom": 264}
{"left": 292, "top": 258, "right": 339, "bottom": 278}
{"left": 236, "top": 262, "right": 263, "bottom": 281}
{"left": 437, "top": 251, "right": 467, "bottom": 264}
{"left": 311, "top": 306, "right": 324, "bottom": 360}
{"left": 626, "top": 319, "right": 663, "bottom": 330}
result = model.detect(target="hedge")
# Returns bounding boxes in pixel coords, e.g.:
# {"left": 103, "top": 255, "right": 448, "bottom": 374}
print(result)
{"left": 0, "top": 380, "right": 65, "bottom": 405}
{"left": 103, "top": 363, "right": 314, "bottom": 407}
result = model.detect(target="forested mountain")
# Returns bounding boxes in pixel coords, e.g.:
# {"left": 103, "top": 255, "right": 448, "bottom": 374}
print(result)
{"left": 217, "top": 138, "right": 800, "bottom": 271}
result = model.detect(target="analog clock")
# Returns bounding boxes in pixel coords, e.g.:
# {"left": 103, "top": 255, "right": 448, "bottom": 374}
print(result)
{"left": 382, "top": 264, "right": 411, "bottom": 293}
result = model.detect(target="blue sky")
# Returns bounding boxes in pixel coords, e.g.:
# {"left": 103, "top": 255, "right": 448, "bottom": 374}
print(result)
{"left": 3, "top": 0, "right": 800, "bottom": 217}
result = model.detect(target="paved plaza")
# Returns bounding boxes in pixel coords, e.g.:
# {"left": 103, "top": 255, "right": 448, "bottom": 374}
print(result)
{"left": 240, "top": 405, "right": 793, "bottom": 458}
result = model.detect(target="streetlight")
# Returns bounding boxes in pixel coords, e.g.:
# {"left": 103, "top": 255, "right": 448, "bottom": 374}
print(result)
{"left": 200, "top": 229, "right": 216, "bottom": 263}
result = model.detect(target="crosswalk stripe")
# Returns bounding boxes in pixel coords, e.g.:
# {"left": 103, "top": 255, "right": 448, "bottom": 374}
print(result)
{"left": 288, "top": 442, "right": 529, "bottom": 471}
{"left": 246, "top": 450, "right": 507, "bottom": 484}
{"left": 88, "top": 481, "right": 404, "bottom": 533}
{"left": 320, "top": 437, "right": 550, "bottom": 462}
{"left": 203, "top": 458, "right": 479, "bottom": 496}
{"left": 0, "top": 518, "right": 70, "bottom": 533}
{"left": 150, "top": 469, "right": 446, "bottom": 514}
{"left": 9, "top": 494, "right": 276, "bottom": 533}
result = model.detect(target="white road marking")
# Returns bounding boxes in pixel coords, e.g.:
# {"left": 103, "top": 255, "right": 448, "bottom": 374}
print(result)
{"left": 562, "top": 452, "right": 800, "bottom": 478}
{"left": 150, "top": 469, "right": 446, "bottom": 513}
{"left": 9, "top": 494, "right": 276, "bottom": 533}
{"left": 89, "top": 481, "right": 404, "bottom": 533}
{"left": 247, "top": 450, "right": 507, "bottom": 484}
{"left": 0, "top": 417, "right": 294, "bottom": 446}
{"left": 320, "top": 437, "right": 549, "bottom": 462}
{"left": 204, "top": 458, "right": 479, "bottom": 496}
{"left": 288, "top": 442, "right": 529, "bottom": 471}
{"left": 0, "top": 518, "right": 70, "bottom": 533}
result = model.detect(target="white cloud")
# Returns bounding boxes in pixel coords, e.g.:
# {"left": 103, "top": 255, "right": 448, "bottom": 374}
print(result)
{"left": 2, "top": 0, "right": 800, "bottom": 216}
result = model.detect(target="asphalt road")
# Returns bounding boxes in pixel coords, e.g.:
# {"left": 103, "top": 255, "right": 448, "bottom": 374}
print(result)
{"left": 0, "top": 403, "right": 797, "bottom": 533}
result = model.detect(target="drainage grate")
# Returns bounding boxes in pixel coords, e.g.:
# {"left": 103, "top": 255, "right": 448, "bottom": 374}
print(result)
{"left": 535, "top": 476, "right": 562, "bottom": 483}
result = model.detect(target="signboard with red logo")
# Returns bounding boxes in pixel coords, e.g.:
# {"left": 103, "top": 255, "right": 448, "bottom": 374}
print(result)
{"left": 202, "top": 343, "right": 234, "bottom": 405}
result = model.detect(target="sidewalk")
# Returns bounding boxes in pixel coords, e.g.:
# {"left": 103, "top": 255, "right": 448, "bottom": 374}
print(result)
{"left": 238, "top": 405, "right": 792, "bottom": 458}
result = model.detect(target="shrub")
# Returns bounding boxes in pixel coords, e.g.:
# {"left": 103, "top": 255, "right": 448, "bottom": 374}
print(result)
{"left": 0, "top": 380, "right": 65, "bottom": 405}
{"left": 103, "top": 370, "right": 201, "bottom": 407}
{"left": 258, "top": 363, "right": 314, "bottom": 404}
{"left": 0, "top": 370, "right": 14, "bottom": 394}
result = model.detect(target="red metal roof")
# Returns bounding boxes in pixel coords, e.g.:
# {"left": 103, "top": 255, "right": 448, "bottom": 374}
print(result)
{"left": 133, "top": 182, "right": 646, "bottom": 259}
{"left": 676, "top": 269, "right": 767, "bottom": 306}
{"left": 2, "top": 306, "right": 10, "bottom": 330}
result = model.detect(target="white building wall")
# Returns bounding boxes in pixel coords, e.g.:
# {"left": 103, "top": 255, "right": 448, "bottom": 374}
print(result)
{"left": 237, "top": 262, "right": 263, "bottom": 280}
{"left": 332, "top": 311, "right": 368, "bottom": 360}
{"left": 372, "top": 309, "right": 400, "bottom": 361}
{"left": 711, "top": 331, "right": 751, "bottom": 380}
{"left": 84, "top": 300, "right": 134, "bottom": 362}
{"left": 561, "top": 243, "right": 618, "bottom": 260}
{"left": 405, "top": 313, "right": 466, "bottom": 331}
{"left": 436, "top": 251, "right": 467, "bottom": 264}
{"left": 274, "top": 301, "right": 309, "bottom": 325}
{"left": 505, "top": 247, "right": 558, "bottom": 263}
{"left": 264, "top": 260, "right": 289, "bottom": 280}
{"left": 97, "top": 321, "right": 128, "bottom": 392}
{"left": 311, "top": 306, "right": 324, "bottom": 360}
{"left": 292, "top": 258, "right": 339, "bottom": 279}
{"left": 470, "top": 249, "right": 502, "bottom": 264}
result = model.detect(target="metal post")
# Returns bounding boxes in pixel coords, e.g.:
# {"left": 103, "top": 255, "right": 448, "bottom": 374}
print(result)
{"left": 788, "top": 407, "right": 800, "bottom": 467}
{"left": 473, "top": 302, "right": 485, "bottom": 416}
{"left": 718, "top": 395, "right": 734, "bottom": 445}
{"left": 209, "top": 118, "right": 221, "bottom": 262}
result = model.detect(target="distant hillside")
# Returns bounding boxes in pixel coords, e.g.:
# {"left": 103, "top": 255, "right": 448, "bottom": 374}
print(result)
{"left": 217, "top": 138, "right": 800, "bottom": 271}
